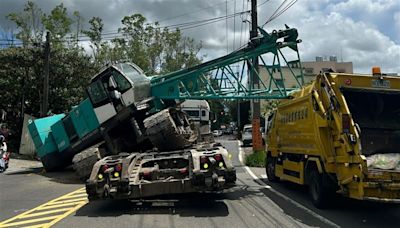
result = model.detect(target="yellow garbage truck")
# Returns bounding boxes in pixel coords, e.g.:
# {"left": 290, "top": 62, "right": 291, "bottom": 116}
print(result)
{"left": 265, "top": 68, "right": 400, "bottom": 208}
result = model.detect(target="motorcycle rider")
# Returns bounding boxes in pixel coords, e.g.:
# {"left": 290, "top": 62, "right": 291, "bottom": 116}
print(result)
{"left": 0, "top": 135, "right": 6, "bottom": 152}
{"left": 0, "top": 124, "right": 9, "bottom": 140}
{"left": 0, "top": 134, "right": 8, "bottom": 172}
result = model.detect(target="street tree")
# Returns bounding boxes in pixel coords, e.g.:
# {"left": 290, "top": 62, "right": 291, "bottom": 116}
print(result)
{"left": 7, "top": 1, "right": 45, "bottom": 46}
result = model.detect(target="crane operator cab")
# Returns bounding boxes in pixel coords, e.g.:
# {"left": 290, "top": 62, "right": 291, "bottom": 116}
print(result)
{"left": 87, "top": 62, "right": 151, "bottom": 124}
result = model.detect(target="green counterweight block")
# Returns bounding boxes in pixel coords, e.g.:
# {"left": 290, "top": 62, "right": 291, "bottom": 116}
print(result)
{"left": 28, "top": 114, "right": 65, "bottom": 158}
{"left": 68, "top": 98, "right": 100, "bottom": 139}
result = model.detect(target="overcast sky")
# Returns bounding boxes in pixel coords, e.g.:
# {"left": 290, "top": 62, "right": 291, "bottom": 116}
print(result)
{"left": 0, "top": 0, "right": 399, "bottom": 74}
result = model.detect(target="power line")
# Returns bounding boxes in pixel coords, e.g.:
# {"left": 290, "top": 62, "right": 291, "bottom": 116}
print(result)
{"left": 245, "top": 0, "right": 250, "bottom": 46}
{"left": 154, "top": 0, "right": 236, "bottom": 25}
{"left": 262, "top": 0, "right": 297, "bottom": 26}
{"left": 239, "top": 0, "right": 245, "bottom": 48}
{"left": 258, "top": 0, "right": 272, "bottom": 7}
{"left": 233, "top": 0, "right": 236, "bottom": 51}
{"left": 160, "top": 11, "right": 248, "bottom": 29}
{"left": 3, "top": 4, "right": 253, "bottom": 47}
{"left": 99, "top": 0, "right": 237, "bottom": 37}
{"left": 226, "top": 0, "right": 229, "bottom": 54}
{"left": 75, "top": 10, "right": 249, "bottom": 38}
{"left": 1, "top": 2, "right": 249, "bottom": 44}
{"left": 0, "top": 11, "right": 251, "bottom": 46}
{"left": 2, "top": 3, "right": 255, "bottom": 47}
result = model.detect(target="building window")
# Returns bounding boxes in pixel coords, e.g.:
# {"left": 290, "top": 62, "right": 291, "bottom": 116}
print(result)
{"left": 322, "top": 68, "right": 332, "bottom": 72}
{"left": 185, "top": 110, "right": 199, "bottom": 118}
{"left": 337, "top": 69, "right": 345, "bottom": 73}
{"left": 304, "top": 68, "right": 314, "bottom": 74}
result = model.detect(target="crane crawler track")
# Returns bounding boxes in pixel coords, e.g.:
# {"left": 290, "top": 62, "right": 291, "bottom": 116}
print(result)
{"left": 144, "top": 108, "right": 197, "bottom": 151}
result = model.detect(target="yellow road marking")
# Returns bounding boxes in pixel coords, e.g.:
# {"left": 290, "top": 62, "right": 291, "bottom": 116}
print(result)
{"left": 0, "top": 215, "right": 60, "bottom": 227}
{"left": 2, "top": 188, "right": 86, "bottom": 221}
{"left": 17, "top": 208, "right": 74, "bottom": 219}
{"left": 74, "top": 189, "right": 86, "bottom": 194}
{"left": 66, "top": 193, "right": 88, "bottom": 198}
{"left": 0, "top": 187, "right": 89, "bottom": 228}
{"left": 36, "top": 202, "right": 86, "bottom": 211}
{"left": 45, "top": 202, "right": 87, "bottom": 228}
{"left": 47, "top": 198, "right": 87, "bottom": 205}
{"left": 21, "top": 223, "right": 49, "bottom": 228}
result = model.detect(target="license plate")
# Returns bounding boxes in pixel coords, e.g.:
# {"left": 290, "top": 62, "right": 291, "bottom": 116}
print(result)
{"left": 371, "top": 79, "right": 390, "bottom": 88}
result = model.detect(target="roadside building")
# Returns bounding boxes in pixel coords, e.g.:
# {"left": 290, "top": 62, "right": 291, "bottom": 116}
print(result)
{"left": 258, "top": 56, "right": 353, "bottom": 113}
{"left": 302, "top": 56, "right": 353, "bottom": 76}
{"left": 259, "top": 56, "right": 353, "bottom": 88}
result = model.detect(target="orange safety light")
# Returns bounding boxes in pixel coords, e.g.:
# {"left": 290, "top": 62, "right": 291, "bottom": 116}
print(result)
{"left": 372, "top": 66, "right": 381, "bottom": 75}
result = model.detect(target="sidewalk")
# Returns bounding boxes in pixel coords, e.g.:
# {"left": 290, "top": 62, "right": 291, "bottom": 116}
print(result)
{"left": 5, "top": 154, "right": 43, "bottom": 173}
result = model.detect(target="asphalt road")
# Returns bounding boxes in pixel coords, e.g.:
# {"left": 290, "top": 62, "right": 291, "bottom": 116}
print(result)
{"left": 0, "top": 136, "right": 399, "bottom": 228}
{"left": 0, "top": 164, "right": 83, "bottom": 222}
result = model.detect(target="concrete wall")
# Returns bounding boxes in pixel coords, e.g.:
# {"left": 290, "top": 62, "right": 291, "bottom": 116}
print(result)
{"left": 19, "top": 114, "right": 36, "bottom": 156}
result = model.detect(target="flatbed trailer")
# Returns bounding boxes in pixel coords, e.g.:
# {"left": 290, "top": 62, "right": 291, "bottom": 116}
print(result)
{"left": 86, "top": 143, "right": 236, "bottom": 200}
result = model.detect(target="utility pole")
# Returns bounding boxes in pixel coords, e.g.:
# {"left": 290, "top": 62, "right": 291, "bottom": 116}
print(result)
{"left": 42, "top": 31, "right": 50, "bottom": 117}
{"left": 250, "top": 0, "right": 263, "bottom": 152}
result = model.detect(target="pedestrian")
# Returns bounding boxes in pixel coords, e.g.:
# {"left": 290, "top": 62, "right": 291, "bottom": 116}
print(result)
{"left": 0, "top": 124, "right": 9, "bottom": 141}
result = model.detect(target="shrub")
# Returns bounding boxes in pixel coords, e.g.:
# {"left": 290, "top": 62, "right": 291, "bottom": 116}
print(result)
{"left": 245, "top": 150, "right": 266, "bottom": 167}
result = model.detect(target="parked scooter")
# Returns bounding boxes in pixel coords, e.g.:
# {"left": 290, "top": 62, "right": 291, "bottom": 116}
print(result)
{"left": 0, "top": 135, "right": 10, "bottom": 173}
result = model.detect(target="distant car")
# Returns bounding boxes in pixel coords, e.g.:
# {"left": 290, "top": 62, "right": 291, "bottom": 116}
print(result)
{"left": 213, "top": 130, "right": 223, "bottom": 137}
{"left": 241, "top": 125, "right": 265, "bottom": 146}
{"left": 260, "top": 127, "right": 266, "bottom": 145}
{"left": 241, "top": 124, "right": 252, "bottom": 147}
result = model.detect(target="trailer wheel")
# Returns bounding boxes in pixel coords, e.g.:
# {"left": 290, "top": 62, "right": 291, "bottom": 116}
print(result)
{"left": 265, "top": 155, "right": 279, "bottom": 182}
{"left": 72, "top": 147, "right": 101, "bottom": 182}
{"left": 309, "top": 169, "right": 330, "bottom": 208}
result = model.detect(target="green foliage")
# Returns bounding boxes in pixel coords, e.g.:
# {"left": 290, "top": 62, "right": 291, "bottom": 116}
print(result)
{"left": 42, "top": 3, "right": 72, "bottom": 43}
{"left": 262, "top": 100, "right": 279, "bottom": 115}
{"left": 1, "top": 2, "right": 98, "bottom": 151}
{"left": 7, "top": 1, "right": 44, "bottom": 45}
{"left": 82, "top": 17, "right": 103, "bottom": 59}
{"left": 245, "top": 150, "right": 266, "bottom": 167}
{"left": 85, "top": 14, "right": 203, "bottom": 74}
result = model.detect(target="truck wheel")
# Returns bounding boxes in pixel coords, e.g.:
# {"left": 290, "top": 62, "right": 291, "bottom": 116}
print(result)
{"left": 265, "top": 156, "right": 279, "bottom": 182}
{"left": 309, "top": 170, "right": 330, "bottom": 208}
{"left": 72, "top": 147, "right": 100, "bottom": 182}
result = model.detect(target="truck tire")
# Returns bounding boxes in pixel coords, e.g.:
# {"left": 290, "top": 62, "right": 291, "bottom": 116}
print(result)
{"left": 309, "top": 169, "right": 330, "bottom": 208}
{"left": 144, "top": 108, "right": 197, "bottom": 151}
{"left": 72, "top": 147, "right": 101, "bottom": 181}
{"left": 265, "top": 156, "right": 279, "bottom": 182}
